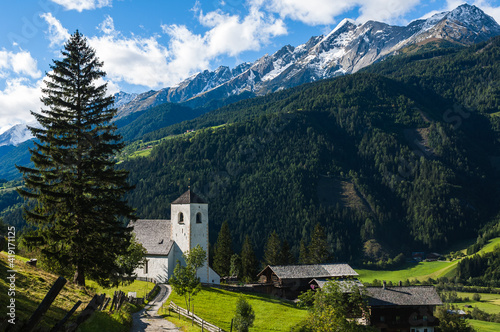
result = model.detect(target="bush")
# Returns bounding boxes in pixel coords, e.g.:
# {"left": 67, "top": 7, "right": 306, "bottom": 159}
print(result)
{"left": 472, "top": 293, "right": 481, "bottom": 301}
{"left": 233, "top": 296, "right": 255, "bottom": 332}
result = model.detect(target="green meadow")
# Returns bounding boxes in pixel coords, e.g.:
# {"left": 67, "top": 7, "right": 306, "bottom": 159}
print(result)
{"left": 355, "top": 260, "right": 455, "bottom": 283}
{"left": 468, "top": 319, "right": 500, "bottom": 332}
{"left": 452, "top": 292, "right": 500, "bottom": 315}
{"left": 164, "top": 286, "right": 308, "bottom": 332}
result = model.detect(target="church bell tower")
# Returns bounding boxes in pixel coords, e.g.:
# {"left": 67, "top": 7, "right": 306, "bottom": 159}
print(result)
{"left": 170, "top": 190, "right": 210, "bottom": 281}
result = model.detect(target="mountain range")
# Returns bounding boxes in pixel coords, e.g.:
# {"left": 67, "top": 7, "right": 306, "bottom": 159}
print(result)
{"left": 112, "top": 4, "right": 500, "bottom": 116}
{"left": 1, "top": 4, "right": 499, "bottom": 148}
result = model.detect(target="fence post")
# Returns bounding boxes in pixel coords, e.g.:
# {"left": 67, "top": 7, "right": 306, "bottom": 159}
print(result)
{"left": 50, "top": 300, "right": 81, "bottom": 332}
{"left": 24, "top": 276, "right": 67, "bottom": 332}
{"left": 231, "top": 318, "right": 233, "bottom": 332}
{"left": 65, "top": 293, "right": 104, "bottom": 332}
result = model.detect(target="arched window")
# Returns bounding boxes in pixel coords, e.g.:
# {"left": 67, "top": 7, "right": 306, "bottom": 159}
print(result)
{"left": 178, "top": 212, "right": 184, "bottom": 224}
{"left": 196, "top": 212, "right": 202, "bottom": 224}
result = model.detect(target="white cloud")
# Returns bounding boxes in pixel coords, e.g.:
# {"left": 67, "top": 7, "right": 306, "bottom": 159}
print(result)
{"left": 40, "top": 12, "right": 70, "bottom": 48}
{"left": 0, "top": 78, "right": 43, "bottom": 134}
{"left": 89, "top": 34, "right": 172, "bottom": 88}
{"left": 158, "top": 7, "right": 286, "bottom": 85}
{"left": 50, "top": 0, "right": 112, "bottom": 12}
{"left": 251, "top": 0, "right": 354, "bottom": 25}
{"left": 98, "top": 15, "right": 116, "bottom": 35}
{"left": 198, "top": 7, "right": 287, "bottom": 56}
{"left": 357, "top": 0, "right": 422, "bottom": 24}
{"left": 0, "top": 50, "right": 41, "bottom": 79}
{"left": 89, "top": 8, "right": 286, "bottom": 89}
{"left": 251, "top": 0, "right": 423, "bottom": 25}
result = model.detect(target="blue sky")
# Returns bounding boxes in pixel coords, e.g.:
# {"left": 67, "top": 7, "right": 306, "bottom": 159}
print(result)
{"left": 1, "top": 0, "right": 500, "bottom": 133}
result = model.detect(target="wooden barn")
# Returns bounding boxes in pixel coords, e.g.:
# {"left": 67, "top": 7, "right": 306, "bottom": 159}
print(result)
{"left": 365, "top": 283, "right": 442, "bottom": 332}
{"left": 257, "top": 263, "right": 358, "bottom": 299}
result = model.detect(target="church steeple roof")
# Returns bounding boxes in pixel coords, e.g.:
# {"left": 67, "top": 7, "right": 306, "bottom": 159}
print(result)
{"left": 171, "top": 190, "right": 207, "bottom": 204}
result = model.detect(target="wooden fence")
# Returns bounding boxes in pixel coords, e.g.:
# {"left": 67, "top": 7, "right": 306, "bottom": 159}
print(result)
{"left": 0, "top": 277, "right": 158, "bottom": 332}
{"left": 168, "top": 301, "right": 227, "bottom": 332}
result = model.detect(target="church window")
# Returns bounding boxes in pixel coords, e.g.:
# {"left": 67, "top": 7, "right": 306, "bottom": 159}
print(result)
{"left": 178, "top": 212, "right": 184, "bottom": 224}
{"left": 144, "top": 260, "right": 148, "bottom": 274}
{"left": 196, "top": 212, "right": 202, "bottom": 223}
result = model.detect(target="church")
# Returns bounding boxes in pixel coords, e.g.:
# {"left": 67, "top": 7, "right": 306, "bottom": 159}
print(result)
{"left": 129, "top": 190, "right": 220, "bottom": 284}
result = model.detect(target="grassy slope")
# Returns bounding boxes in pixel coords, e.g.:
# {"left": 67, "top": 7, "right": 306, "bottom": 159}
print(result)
{"left": 164, "top": 286, "right": 308, "bottom": 332}
{"left": 355, "top": 261, "right": 454, "bottom": 283}
{"left": 118, "top": 124, "right": 227, "bottom": 161}
{"left": 469, "top": 319, "right": 500, "bottom": 332}
{"left": 0, "top": 252, "right": 155, "bottom": 330}
{"left": 478, "top": 237, "right": 500, "bottom": 254}
{"left": 452, "top": 292, "right": 500, "bottom": 314}
{"left": 86, "top": 279, "right": 156, "bottom": 298}
{"left": 0, "top": 252, "right": 94, "bottom": 329}
{"left": 356, "top": 237, "right": 500, "bottom": 283}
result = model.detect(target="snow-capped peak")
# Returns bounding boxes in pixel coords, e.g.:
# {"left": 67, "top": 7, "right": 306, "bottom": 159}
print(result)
{"left": 0, "top": 122, "right": 40, "bottom": 147}
{"left": 322, "top": 18, "right": 356, "bottom": 42}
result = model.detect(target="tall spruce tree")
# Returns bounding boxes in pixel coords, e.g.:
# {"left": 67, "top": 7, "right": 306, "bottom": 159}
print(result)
{"left": 213, "top": 221, "right": 233, "bottom": 277}
{"left": 281, "top": 240, "right": 294, "bottom": 265}
{"left": 299, "top": 238, "right": 309, "bottom": 264}
{"left": 17, "top": 31, "right": 136, "bottom": 287}
{"left": 264, "top": 230, "right": 282, "bottom": 266}
{"left": 240, "top": 235, "right": 258, "bottom": 281}
{"left": 308, "top": 224, "right": 331, "bottom": 264}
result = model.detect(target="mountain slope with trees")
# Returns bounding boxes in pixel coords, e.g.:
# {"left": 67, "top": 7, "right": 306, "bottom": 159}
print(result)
{"left": 120, "top": 60, "right": 500, "bottom": 261}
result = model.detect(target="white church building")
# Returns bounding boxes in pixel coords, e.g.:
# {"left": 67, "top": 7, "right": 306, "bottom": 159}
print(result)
{"left": 129, "top": 190, "right": 220, "bottom": 284}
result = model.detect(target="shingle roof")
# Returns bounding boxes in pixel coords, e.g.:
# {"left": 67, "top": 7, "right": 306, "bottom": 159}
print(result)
{"left": 366, "top": 286, "right": 443, "bottom": 306}
{"left": 310, "top": 278, "right": 364, "bottom": 292}
{"left": 259, "top": 263, "right": 359, "bottom": 279}
{"left": 128, "top": 219, "right": 173, "bottom": 255}
{"left": 172, "top": 190, "right": 207, "bottom": 204}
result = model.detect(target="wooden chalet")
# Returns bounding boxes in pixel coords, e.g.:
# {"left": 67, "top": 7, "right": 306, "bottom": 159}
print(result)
{"left": 365, "top": 284, "right": 443, "bottom": 332}
{"left": 257, "top": 263, "right": 358, "bottom": 299}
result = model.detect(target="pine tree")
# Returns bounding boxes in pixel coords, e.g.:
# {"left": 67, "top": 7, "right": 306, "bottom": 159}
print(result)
{"left": 299, "top": 238, "right": 309, "bottom": 264}
{"left": 233, "top": 296, "right": 255, "bottom": 332}
{"left": 281, "top": 240, "right": 294, "bottom": 265}
{"left": 17, "top": 31, "right": 136, "bottom": 287}
{"left": 240, "top": 235, "right": 258, "bottom": 281}
{"left": 213, "top": 221, "right": 232, "bottom": 277}
{"left": 264, "top": 230, "right": 282, "bottom": 266}
{"left": 308, "top": 224, "right": 331, "bottom": 264}
{"left": 230, "top": 253, "right": 241, "bottom": 278}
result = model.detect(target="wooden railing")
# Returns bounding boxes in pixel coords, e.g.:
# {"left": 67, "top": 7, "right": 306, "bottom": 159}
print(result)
{"left": 168, "top": 301, "right": 226, "bottom": 332}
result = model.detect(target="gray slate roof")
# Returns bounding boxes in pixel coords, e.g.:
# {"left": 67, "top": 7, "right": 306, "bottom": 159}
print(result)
{"left": 310, "top": 278, "right": 364, "bottom": 292}
{"left": 172, "top": 190, "right": 207, "bottom": 204}
{"left": 366, "top": 286, "right": 443, "bottom": 306}
{"left": 260, "top": 263, "right": 358, "bottom": 279}
{"left": 128, "top": 219, "right": 173, "bottom": 255}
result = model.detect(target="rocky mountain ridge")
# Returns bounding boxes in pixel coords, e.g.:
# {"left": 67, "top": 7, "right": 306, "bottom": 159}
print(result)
{"left": 112, "top": 4, "right": 500, "bottom": 117}
{"left": 1, "top": 4, "right": 499, "bottom": 146}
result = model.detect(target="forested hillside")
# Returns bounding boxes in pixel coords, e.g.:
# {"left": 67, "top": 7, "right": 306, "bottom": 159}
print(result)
{"left": 364, "top": 37, "right": 500, "bottom": 116}
{"left": 121, "top": 66, "right": 500, "bottom": 261}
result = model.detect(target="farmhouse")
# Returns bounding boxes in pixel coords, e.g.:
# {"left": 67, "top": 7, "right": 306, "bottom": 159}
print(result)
{"left": 129, "top": 190, "right": 220, "bottom": 284}
{"left": 257, "top": 263, "right": 359, "bottom": 299}
{"left": 365, "top": 283, "right": 442, "bottom": 332}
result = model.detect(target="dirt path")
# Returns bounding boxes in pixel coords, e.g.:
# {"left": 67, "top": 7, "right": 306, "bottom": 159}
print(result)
{"left": 130, "top": 284, "right": 180, "bottom": 332}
